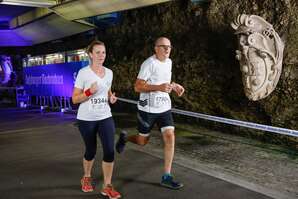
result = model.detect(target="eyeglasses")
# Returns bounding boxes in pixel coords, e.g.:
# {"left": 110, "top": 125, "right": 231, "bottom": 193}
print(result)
{"left": 156, "top": 45, "right": 172, "bottom": 50}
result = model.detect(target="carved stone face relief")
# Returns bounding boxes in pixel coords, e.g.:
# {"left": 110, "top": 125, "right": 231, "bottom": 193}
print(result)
{"left": 231, "top": 14, "right": 284, "bottom": 101}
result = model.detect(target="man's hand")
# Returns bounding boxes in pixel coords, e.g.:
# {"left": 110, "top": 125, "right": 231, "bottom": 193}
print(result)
{"left": 159, "top": 83, "right": 173, "bottom": 93}
{"left": 109, "top": 92, "right": 117, "bottom": 104}
{"left": 171, "top": 82, "right": 185, "bottom": 97}
{"left": 90, "top": 82, "right": 98, "bottom": 94}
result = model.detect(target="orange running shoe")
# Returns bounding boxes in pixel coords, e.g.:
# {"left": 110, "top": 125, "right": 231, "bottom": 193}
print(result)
{"left": 80, "top": 176, "right": 94, "bottom": 192}
{"left": 101, "top": 184, "right": 121, "bottom": 199}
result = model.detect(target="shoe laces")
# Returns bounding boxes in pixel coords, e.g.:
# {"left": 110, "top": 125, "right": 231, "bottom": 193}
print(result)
{"left": 164, "top": 175, "right": 179, "bottom": 184}
{"left": 82, "top": 177, "right": 92, "bottom": 185}
{"left": 162, "top": 174, "right": 172, "bottom": 181}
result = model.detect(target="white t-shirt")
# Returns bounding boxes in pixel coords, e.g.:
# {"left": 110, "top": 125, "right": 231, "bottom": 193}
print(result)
{"left": 137, "top": 55, "right": 172, "bottom": 113}
{"left": 74, "top": 66, "right": 113, "bottom": 121}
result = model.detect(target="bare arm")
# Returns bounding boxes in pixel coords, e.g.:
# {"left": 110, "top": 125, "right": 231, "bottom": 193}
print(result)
{"left": 72, "top": 82, "right": 98, "bottom": 104}
{"left": 72, "top": 87, "right": 89, "bottom": 104}
{"left": 134, "top": 79, "right": 172, "bottom": 93}
{"left": 108, "top": 89, "right": 117, "bottom": 104}
{"left": 108, "top": 89, "right": 113, "bottom": 98}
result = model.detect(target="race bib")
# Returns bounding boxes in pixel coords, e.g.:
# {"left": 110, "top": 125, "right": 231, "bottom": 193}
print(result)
{"left": 89, "top": 97, "right": 108, "bottom": 112}
{"left": 149, "top": 94, "right": 170, "bottom": 108}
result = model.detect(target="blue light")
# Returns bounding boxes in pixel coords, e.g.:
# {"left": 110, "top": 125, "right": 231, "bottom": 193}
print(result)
{"left": 0, "top": 29, "right": 32, "bottom": 46}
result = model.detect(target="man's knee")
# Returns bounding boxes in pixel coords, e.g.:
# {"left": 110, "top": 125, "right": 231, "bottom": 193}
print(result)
{"left": 163, "top": 130, "right": 175, "bottom": 146}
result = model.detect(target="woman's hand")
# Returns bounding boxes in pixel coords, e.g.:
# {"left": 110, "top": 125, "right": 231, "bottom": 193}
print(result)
{"left": 90, "top": 82, "right": 99, "bottom": 94}
{"left": 109, "top": 92, "right": 117, "bottom": 104}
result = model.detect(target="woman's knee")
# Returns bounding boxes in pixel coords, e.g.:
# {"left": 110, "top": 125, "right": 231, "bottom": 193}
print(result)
{"left": 84, "top": 142, "right": 97, "bottom": 160}
{"left": 84, "top": 149, "right": 96, "bottom": 161}
{"left": 103, "top": 150, "right": 114, "bottom": 162}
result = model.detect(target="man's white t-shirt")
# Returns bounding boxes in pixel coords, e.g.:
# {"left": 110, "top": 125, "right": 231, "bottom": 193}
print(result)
{"left": 137, "top": 55, "right": 172, "bottom": 113}
{"left": 74, "top": 66, "right": 113, "bottom": 121}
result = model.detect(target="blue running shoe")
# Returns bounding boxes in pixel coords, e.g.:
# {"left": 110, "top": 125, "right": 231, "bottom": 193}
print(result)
{"left": 116, "top": 130, "right": 127, "bottom": 153}
{"left": 160, "top": 175, "right": 184, "bottom": 190}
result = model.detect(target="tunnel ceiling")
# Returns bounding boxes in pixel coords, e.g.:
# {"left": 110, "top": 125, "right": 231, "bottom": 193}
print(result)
{"left": 0, "top": 0, "right": 170, "bottom": 47}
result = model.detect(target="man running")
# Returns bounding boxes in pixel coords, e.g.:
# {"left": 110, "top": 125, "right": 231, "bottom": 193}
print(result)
{"left": 116, "top": 37, "right": 185, "bottom": 190}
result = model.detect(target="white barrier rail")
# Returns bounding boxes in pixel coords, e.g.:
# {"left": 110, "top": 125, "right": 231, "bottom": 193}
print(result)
{"left": 118, "top": 97, "right": 298, "bottom": 138}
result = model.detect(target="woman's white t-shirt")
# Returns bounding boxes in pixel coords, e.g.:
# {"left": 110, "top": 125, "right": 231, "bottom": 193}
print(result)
{"left": 74, "top": 66, "right": 113, "bottom": 121}
{"left": 137, "top": 55, "right": 172, "bottom": 113}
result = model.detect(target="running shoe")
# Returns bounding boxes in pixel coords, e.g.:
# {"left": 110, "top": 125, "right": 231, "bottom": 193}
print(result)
{"left": 81, "top": 176, "right": 94, "bottom": 192}
{"left": 101, "top": 184, "right": 121, "bottom": 199}
{"left": 160, "top": 175, "right": 184, "bottom": 190}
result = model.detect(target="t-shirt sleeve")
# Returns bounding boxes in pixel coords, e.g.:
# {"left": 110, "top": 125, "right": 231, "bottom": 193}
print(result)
{"left": 74, "top": 70, "right": 84, "bottom": 89}
{"left": 137, "top": 60, "right": 152, "bottom": 81}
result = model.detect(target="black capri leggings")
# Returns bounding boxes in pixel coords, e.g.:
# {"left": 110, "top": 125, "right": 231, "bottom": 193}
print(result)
{"left": 77, "top": 117, "right": 115, "bottom": 162}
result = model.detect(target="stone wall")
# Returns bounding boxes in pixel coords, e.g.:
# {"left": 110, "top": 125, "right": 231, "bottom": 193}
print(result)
{"left": 97, "top": 0, "right": 298, "bottom": 144}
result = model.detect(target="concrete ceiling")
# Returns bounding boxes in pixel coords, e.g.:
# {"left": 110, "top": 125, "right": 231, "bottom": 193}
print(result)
{"left": 0, "top": 0, "right": 56, "bottom": 7}
{"left": 0, "top": 0, "right": 171, "bottom": 47}
{"left": 51, "top": 0, "right": 171, "bottom": 20}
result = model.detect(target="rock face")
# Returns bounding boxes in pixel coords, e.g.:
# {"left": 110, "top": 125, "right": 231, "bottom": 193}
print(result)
{"left": 205, "top": 0, "right": 298, "bottom": 137}
{"left": 98, "top": 0, "right": 298, "bottom": 139}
